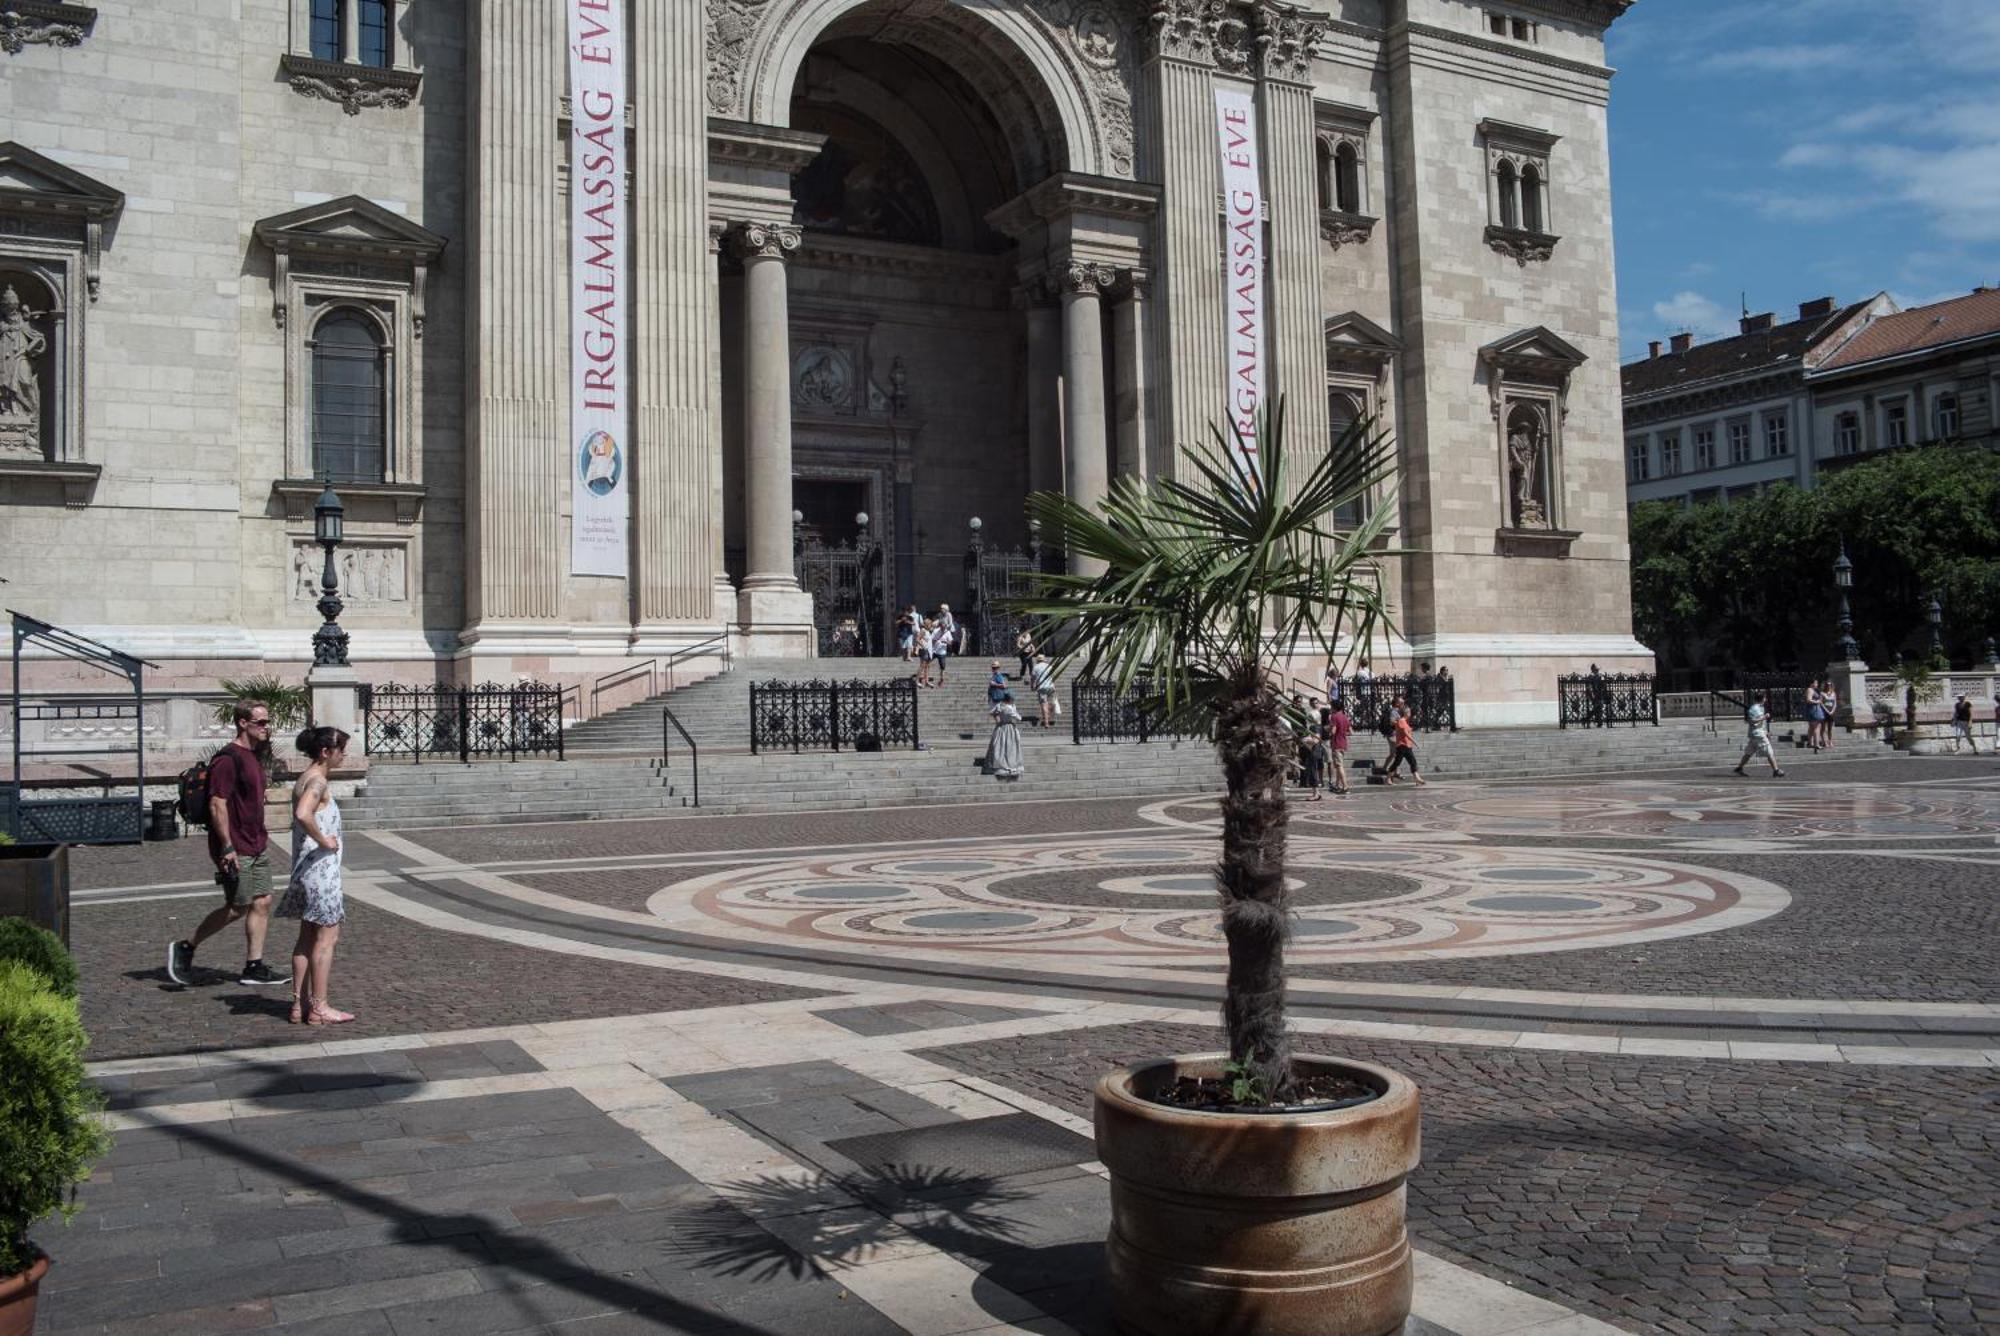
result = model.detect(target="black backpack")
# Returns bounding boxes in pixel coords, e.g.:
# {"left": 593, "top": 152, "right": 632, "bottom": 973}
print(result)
{"left": 176, "top": 749, "right": 224, "bottom": 827}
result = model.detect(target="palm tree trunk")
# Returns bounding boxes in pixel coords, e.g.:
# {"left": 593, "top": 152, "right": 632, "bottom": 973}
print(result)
{"left": 1214, "top": 677, "right": 1295, "bottom": 1102}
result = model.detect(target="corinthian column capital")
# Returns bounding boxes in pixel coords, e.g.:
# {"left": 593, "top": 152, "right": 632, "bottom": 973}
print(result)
{"left": 732, "top": 221, "right": 802, "bottom": 261}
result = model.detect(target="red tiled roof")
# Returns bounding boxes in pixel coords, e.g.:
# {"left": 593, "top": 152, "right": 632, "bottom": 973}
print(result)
{"left": 1816, "top": 288, "right": 2000, "bottom": 372}
{"left": 1621, "top": 302, "right": 1870, "bottom": 398}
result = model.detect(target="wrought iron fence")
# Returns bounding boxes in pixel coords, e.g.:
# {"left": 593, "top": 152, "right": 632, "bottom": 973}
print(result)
{"left": 1557, "top": 673, "right": 1658, "bottom": 728}
{"left": 359, "top": 682, "right": 566, "bottom": 762}
{"left": 1070, "top": 679, "right": 1165, "bottom": 743}
{"left": 749, "top": 678, "right": 919, "bottom": 753}
{"left": 1334, "top": 675, "right": 1457, "bottom": 733}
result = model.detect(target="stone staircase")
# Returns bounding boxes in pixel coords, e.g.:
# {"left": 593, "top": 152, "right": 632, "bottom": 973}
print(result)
{"left": 343, "top": 683, "right": 1866, "bottom": 829}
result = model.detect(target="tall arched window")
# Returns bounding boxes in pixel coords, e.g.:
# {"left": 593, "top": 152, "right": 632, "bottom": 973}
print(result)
{"left": 1520, "top": 164, "right": 1544, "bottom": 233}
{"left": 1329, "top": 389, "right": 1367, "bottom": 528}
{"left": 1334, "top": 142, "right": 1361, "bottom": 214}
{"left": 1315, "top": 139, "right": 1335, "bottom": 212}
{"left": 310, "top": 0, "right": 343, "bottom": 60}
{"left": 1496, "top": 160, "right": 1519, "bottom": 229}
{"left": 311, "top": 309, "right": 388, "bottom": 482}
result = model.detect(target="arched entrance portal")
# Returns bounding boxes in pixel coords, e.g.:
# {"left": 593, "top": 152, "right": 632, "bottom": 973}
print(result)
{"left": 783, "top": 25, "right": 1031, "bottom": 645}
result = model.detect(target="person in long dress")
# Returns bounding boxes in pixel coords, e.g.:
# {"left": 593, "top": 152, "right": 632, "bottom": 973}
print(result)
{"left": 986, "top": 692, "right": 1025, "bottom": 781}
{"left": 278, "top": 726, "right": 354, "bottom": 1025}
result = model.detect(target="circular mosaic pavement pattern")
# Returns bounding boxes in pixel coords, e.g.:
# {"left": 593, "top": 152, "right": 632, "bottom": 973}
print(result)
{"left": 641, "top": 835, "right": 1788, "bottom": 973}
{"left": 1144, "top": 784, "right": 2000, "bottom": 842}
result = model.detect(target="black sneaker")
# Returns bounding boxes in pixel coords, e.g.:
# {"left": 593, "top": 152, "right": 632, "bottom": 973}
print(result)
{"left": 166, "top": 939, "right": 193, "bottom": 985}
{"left": 239, "top": 960, "right": 291, "bottom": 986}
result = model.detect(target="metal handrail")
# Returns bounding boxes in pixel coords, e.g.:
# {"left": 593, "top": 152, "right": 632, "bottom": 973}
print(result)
{"left": 590, "top": 659, "right": 657, "bottom": 719}
{"left": 664, "top": 633, "right": 731, "bottom": 692}
{"left": 662, "top": 705, "right": 698, "bottom": 807}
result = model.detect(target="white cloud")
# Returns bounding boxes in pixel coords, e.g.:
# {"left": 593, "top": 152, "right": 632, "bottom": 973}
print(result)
{"left": 1703, "top": 43, "right": 1860, "bottom": 73}
{"left": 1725, "top": 189, "right": 1866, "bottom": 225}
{"left": 1650, "top": 291, "right": 1738, "bottom": 342}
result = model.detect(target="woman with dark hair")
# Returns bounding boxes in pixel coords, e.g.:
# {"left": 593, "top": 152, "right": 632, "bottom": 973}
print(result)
{"left": 277, "top": 725, "right": 353, "bottom": 1025}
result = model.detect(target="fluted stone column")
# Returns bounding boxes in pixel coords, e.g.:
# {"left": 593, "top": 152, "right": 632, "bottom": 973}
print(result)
{"left": 1258, "top": 6, "right": 1332, "bottom": 495}
{"left": 1061, "top": 263, "right": 1113, "bottom": 575}
{"left": 1023, "top": 285, "right": 1063, "bottom": 498}
{"left": 1138, "top": 9, "right": 1225, "bottom": 474}
{"left": 1114, "top": 271, "right": 1151, "bottom": 481}
{"left": 732, "top": 221, "right": 814, "bottom": 652}
{"left": 463, "top": 0, "right": 566, "bottom": 663}
{"left": 633, "top": 0, "right": 722, "bottom": 638}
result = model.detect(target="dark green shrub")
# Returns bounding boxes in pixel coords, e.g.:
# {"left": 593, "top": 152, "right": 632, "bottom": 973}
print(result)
{"left": 0, "top": 918, "right": 78, "bottom": 999}
{"left": 0, "top": 961, "right": 110, "bottom": 1277}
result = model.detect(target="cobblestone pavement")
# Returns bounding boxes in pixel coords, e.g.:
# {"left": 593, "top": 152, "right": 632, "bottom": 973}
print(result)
{"left": 74, "top": 899, "right": 823, "bottom": 1062}
{"left": 54, "top": 757, "right": 2000, "bottom": 1332}
{"left": 921, "top": 1021, "right": 2000, "bottom": 1335}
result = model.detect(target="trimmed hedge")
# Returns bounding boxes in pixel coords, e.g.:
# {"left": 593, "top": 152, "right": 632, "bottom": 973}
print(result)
{"left": 0, "top": 918, "right": 78, "bottom": 999}
{"left": 0, "top": 960, "right": 110, "bottom": 1278}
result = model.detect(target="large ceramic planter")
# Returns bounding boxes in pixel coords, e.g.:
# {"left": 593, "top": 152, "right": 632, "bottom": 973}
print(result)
{"left": 1093, "top": 1054, "right": 1421, "bottom": 1336}
{"left": 0, "top": 1251, "right": 51, "bottom": 1336}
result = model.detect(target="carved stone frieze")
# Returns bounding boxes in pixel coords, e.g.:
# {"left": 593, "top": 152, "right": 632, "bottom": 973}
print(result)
{"left": 291, "top": 541, "right": 408, "bottom": 605}
{"left": 1021, "top": 0, "right": 1139, "bottom": 179}
{"left": 0, "top": 1, "right": 94, "bottom": 55}
{"left": 705, "top": 0, "right": 773, "bottom": 117}
{"left": 1146, "top": 0, "right": 1225, "bottom": 64}
{"left": 279, "top": 54, "right": 421, "bottom": 116}
{"left": 1485, "top": 224, "right": 1559, "bottom": 265}
{"left": 1318, "top": 208, "right": 1375, "bottom": 249}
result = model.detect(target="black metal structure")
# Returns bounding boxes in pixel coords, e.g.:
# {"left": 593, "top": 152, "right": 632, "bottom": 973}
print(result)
{"left": 661, "top": 705, "right": 698, "bottom": 807}
{"left": 749, "top": 678, "right": 919, "bottom": 753}
{"left": 796, "top": 536, "right": 884, "bottom": 656}
{"left": 359, "top": 682, "right": 566, "bottom": 762}
{"left": 1558, "top": 672, "right": 1658, "bottom": 728}
{"left": 1070, "top": 680, "right": 1163, "bottom": 744}
{"left": 1335, "top": 675, "right": 1457, "bottom": 733}
{"left": 7, "top": 611, "right": 159, "bottom": 844}
{"left": 964, "top": 530, "right": 1041, "bottom": 659}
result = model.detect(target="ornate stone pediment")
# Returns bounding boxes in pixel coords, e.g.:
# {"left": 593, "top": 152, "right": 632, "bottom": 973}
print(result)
{"left": 253, "top": 195, "right": 446, "bottom": 332}
{"left": 0, "top": 141, "right": 122, "bottom": 300}
{"left": 1323, "top": 311, "right": 1401, "bottom": 381}
{"left": 1480, "top": 326, "right": 1587, "bottom": 378}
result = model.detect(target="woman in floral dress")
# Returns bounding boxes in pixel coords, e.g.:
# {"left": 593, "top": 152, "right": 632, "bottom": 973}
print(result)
{"left": 278, "top": 726, "right": 353, "bottom": 1025}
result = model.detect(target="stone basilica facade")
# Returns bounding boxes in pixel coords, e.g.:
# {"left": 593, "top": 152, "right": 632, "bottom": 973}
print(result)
{"left": 0, "top": 0, "right": 1643, "bottom": 725}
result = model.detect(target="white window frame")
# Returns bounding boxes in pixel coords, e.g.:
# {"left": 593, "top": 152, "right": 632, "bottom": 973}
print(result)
{"left": 1934, "top": 391, "right": 1959, "bottom": 439}
{"left": 1626, "top": 437, "right": 1650, "bottom": 482}
{"left": 1835, "top": 411, "right": 1860, "bottom": 455}
{"left": 1693, "top": 425, "right": 1715, "bottom": 471}
{"left": 1763, "top": 411, "right": 1790, "bottom": 458}
{"left": 1659, "top": 431, "right": 1682, "bottom": 476}
{"left": 1884, "top": 398, "right": 1909, "bottom": 448}
{"left": 1727, "top": 418, "right": 1752, "bottom": 465}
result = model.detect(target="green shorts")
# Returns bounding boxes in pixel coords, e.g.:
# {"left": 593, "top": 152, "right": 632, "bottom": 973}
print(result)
{"left": 221, "top": 851, "right": 274, "bottom": 906}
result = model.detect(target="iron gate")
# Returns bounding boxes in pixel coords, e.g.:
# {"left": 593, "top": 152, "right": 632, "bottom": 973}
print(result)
{"left": 965, "top": 542, "right": 1043, "bottom": 658}
{"left": 797, "top": 538, "right": 884, "bottom": 656}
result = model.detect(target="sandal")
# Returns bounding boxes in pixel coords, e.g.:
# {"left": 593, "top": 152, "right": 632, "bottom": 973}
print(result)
{"left": 306, "top": 1001, "right": 355, "bottom": 1026}
{"left": 288, "top": 998, "right": 304, "bottom": 1025}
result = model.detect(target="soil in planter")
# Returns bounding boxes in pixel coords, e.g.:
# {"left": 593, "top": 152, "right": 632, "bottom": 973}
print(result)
{"left": 1150, "top": 1072, "right": 1379, "bottom": 1114}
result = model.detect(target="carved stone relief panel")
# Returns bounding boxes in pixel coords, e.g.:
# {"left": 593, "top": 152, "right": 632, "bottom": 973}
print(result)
{"left": 291, "top": 541, "right": 409, "bottom": 606}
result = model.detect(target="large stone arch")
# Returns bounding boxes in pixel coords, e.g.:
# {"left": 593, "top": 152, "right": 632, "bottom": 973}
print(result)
{"left": 718, "top": 0, "right": 1121, "bottom": 182}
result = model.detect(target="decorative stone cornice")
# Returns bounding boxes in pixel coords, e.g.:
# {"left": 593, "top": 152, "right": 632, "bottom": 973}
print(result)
{"left": 0, "top": 140, "right": 123, "bottom": 300}
{"left": 987, "top": 172, "right": 1161, "bottom": 241}
{"left": 1484, "top": 224, "right": 1559, "bottom": 266}
{"left": 707, "top": 118, "right": 826, "bottom": 174}
{"left": 1319, "top": 209, "right": 1376, "bottom": 249}
{"left": 1324, "top": 310, "right": 1402, "bottom": 383}
{"left": 1401, "top": 22, "right": 1613, "bottom": 82}
{"left": 1502, "top": 0, "right": 1633, "bottom": 30}
{"left": 796, "top": 232, "right": 1011, "bottom": 286}
{"left": 278, "top": 53, "right": 422, "bottom": 115}
{"left": 1495, "top": 525, "right": 1582, "bottom": 559}
{"left": 1479, "top": 118, "right": 1562, "bottom": 156}
{"left": 253, "top": 194, "right": 447, "bottom": 333}
{"left": 732, "top": 220, "right": 801, "bottom": 261}
{"left": 1255, "top": 2, "right": 1328, "bottom": 83}
{"left": 0, "top": 1, "right": 94, "bottom": 54}
{"left": 0, "top": 457, "right": 98, "bottom": 507}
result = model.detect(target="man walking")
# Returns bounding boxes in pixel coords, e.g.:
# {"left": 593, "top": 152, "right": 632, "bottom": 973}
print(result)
{"left": 1327, "top": 699, "right": 1352, "bottom": 796}
{"left": 166, "top": 701, "right": 291, "bottom": 986}
{"left": 1731, "top": 691, "right": 1787, "bottom": 779}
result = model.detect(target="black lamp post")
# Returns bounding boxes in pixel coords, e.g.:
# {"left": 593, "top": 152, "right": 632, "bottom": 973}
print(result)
{"left": 311, "top": 475, "right": 349, "bottom": 668}
{"left": 1027, "top": 515, "right": 1043, "bottom": 573}
{"left": 965, "top": 516, "right": 984, "bottom": 655}
{"left": 1927, "top": 592, "right": 1944, "bottom": 662}
{"left": 1831, "top": 542, "right": 1859, "bottom": 662}
{"left": 854, "top": 510, "right": 873, "bottom": 655}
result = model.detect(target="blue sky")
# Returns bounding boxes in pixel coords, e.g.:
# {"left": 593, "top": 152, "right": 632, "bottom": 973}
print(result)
{"left": 1607, "top": 0, "right": 2000, "bottom": 362}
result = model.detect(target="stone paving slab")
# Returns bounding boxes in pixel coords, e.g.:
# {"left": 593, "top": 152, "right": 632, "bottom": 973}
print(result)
{"left": 71, "top": 899, "right": 825, "bottom": 1062}
{"left": 920, "top": 1020, "right": 2000, "bottom": 1335}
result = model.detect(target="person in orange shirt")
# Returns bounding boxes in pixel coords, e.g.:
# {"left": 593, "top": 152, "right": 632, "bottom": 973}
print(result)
{"left": 1382, "top": 697, "right": 1426, "bottom": 786}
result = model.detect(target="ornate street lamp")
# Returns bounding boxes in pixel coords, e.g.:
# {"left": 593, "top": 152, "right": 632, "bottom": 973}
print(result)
{"left": 311, "top": 475, "right": 349, "bottom": 668}
{"left": 965, "top": 516, "right": 985, "bottom": 654}
{"left": 853, "top": 511, "right": 874, "bottom": 655}
{"left": 1927, "top": 592, "right": 1945, "bottom": 661}
{"left": 1831, "top": 542, "right": 1859, "bottom": 662}
{"left": 792, "top": 507, "right": 805, "bottom": 558}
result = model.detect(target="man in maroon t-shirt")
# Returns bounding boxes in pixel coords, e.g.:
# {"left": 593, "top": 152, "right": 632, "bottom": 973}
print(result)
{"left": 166, "top": 701, "right": 291, "bottom": 986}
{"left": 1327, "top": 702, "right": 1353, "bottom": 797}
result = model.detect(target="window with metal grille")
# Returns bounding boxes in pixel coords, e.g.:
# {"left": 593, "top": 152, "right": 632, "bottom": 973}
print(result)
{"left": 358, "top": 0, "right": 392, "bottom": 67}
{"left": 311, "top": 310, "right": 387, "bottom": 483}
{"left": 310, "top": 0, "right": 342, "bottom": 60}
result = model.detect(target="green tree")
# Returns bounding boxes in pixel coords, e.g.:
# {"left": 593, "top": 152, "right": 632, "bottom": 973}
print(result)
{"left": 1014, "top": 406, "right": 1394, "bottom": 1101}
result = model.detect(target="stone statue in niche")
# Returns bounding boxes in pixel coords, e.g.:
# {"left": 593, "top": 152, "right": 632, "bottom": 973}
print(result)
{"left": 1507, "top": 416, "right": 1549, "bottom": 528}
{"left": 0, "top": 285, "right": 48, "bottom": 454}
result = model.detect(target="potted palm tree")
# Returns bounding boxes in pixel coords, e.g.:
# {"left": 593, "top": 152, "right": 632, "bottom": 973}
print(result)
{"left": 1017, "top": 406, "right": 1420, "bottom": 1336}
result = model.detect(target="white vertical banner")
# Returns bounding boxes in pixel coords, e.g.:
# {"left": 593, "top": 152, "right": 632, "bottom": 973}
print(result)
{"left": 1214, "top": 85, "right": 1266, "bottom": 482}
{"left": 567, "top": 0, "right": 629, "bottom": 578}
